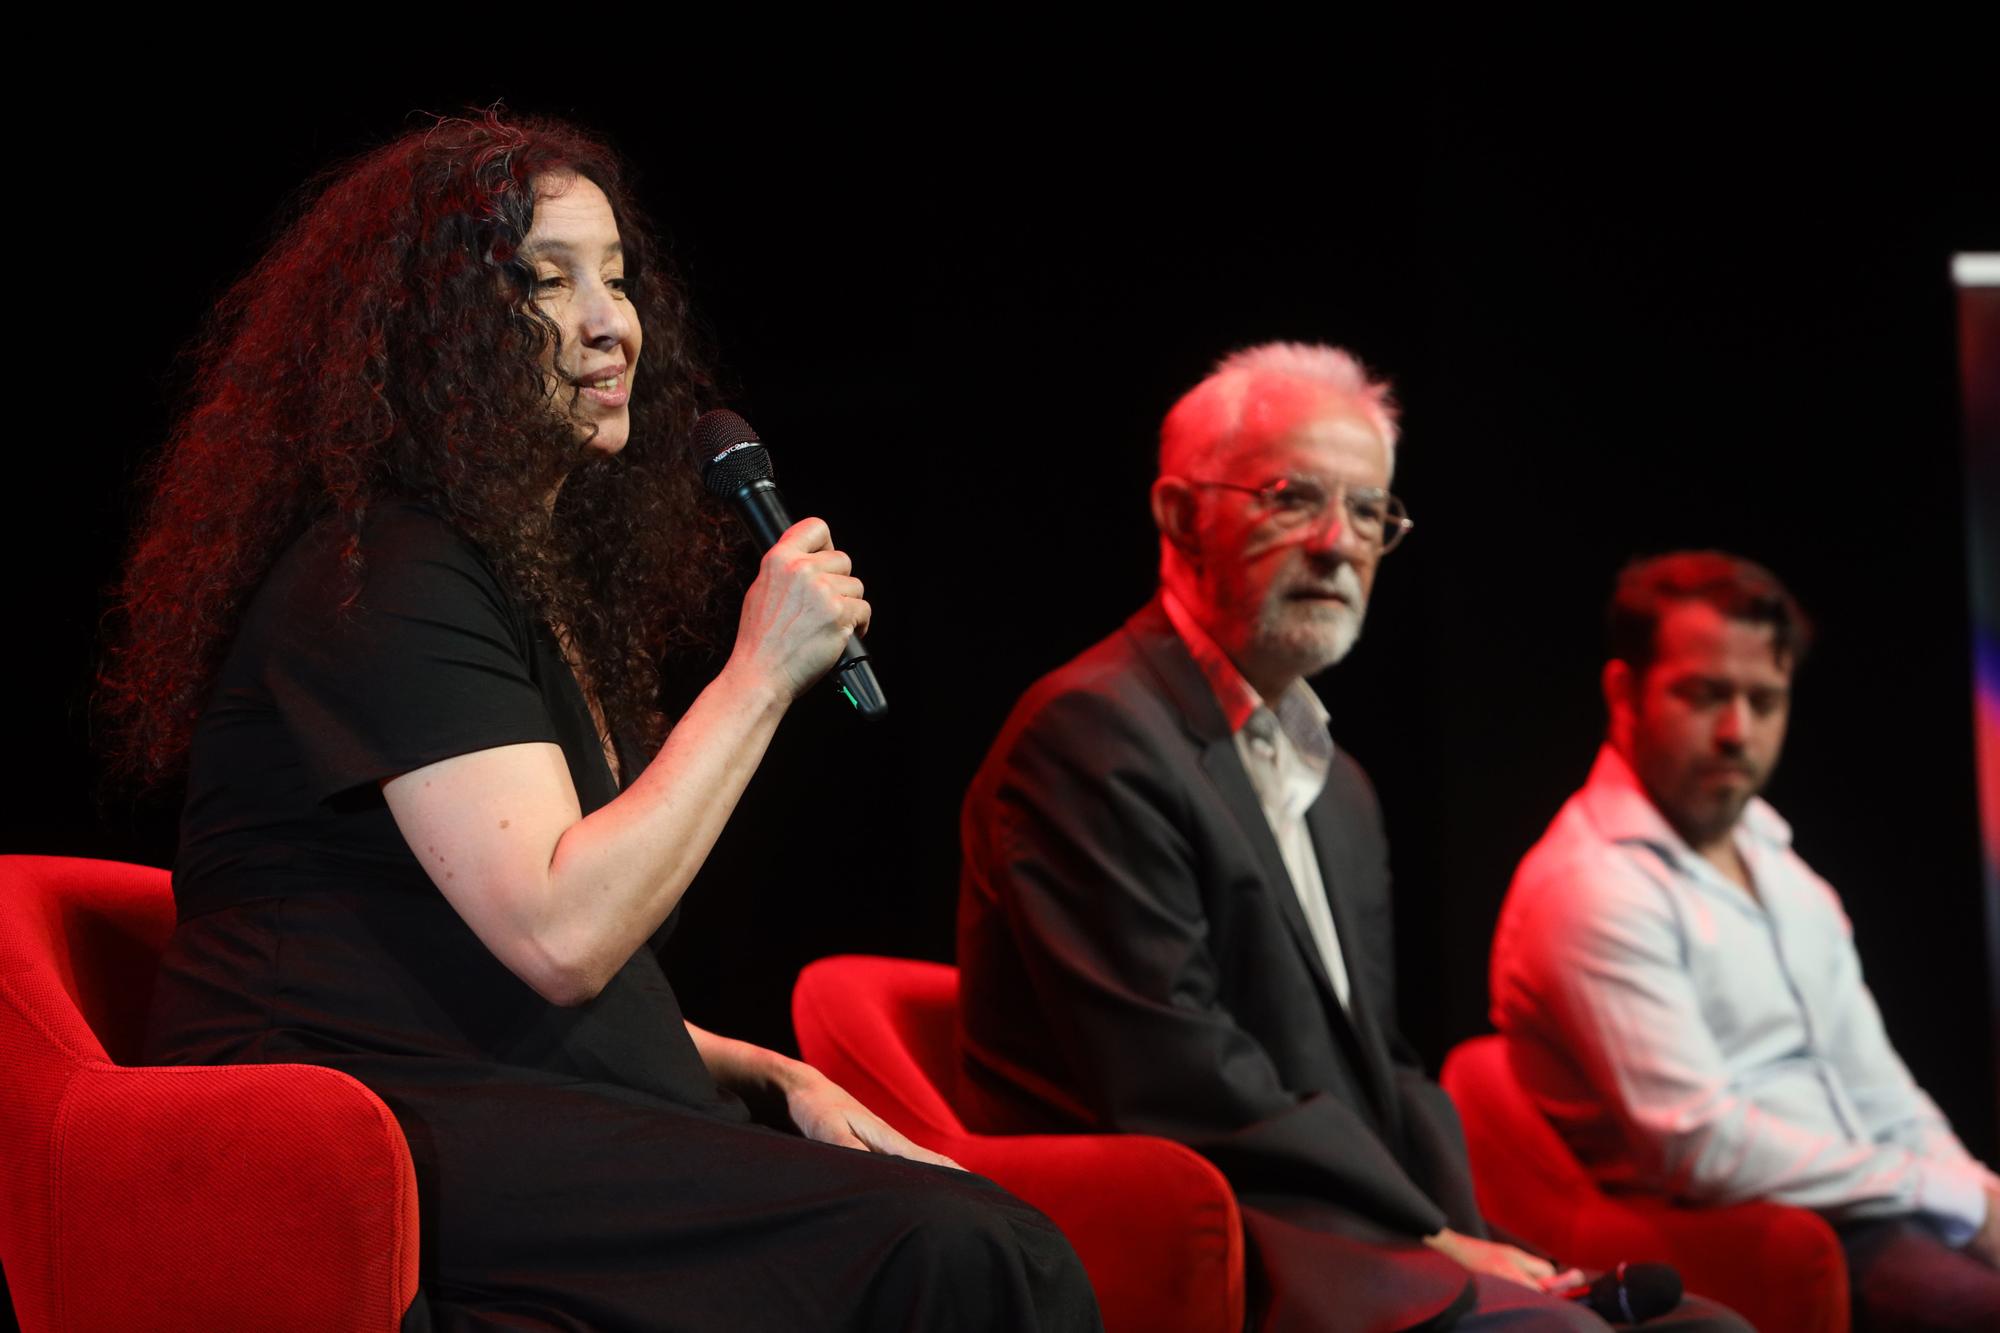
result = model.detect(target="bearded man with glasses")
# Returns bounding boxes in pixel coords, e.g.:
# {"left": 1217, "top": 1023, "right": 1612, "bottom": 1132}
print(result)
{"left": 957, "top": 343, "right": 1748, "bottom": 1330}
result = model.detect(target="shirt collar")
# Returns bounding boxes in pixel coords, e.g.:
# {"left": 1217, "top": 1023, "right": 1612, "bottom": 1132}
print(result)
{"left": 1160, "top": 588, "right": 1332, "bottom": 758}
{"left": 1579, "top": 743, "right": 1793, "bottom": 867}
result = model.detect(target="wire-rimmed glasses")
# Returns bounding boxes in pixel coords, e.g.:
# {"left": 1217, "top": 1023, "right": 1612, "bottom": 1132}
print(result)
{"left": 1180, "top": 475, "right": 1414, "bottom": 554}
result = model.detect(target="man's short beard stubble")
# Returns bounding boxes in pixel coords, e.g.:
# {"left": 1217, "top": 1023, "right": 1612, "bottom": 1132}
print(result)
{"left": 1632, "top": 734, "right": 1770, "bottom": 852}
{"left": 1253, "top": 560, "right": 1369, "bottom": 679}
{"left": 1672, "top": 764, "right": 1766, "bottom": 850}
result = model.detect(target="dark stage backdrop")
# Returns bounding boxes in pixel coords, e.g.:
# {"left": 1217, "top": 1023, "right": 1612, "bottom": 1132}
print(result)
{"left": 13, "top": 63, "right": 1996, "bottom": 1158}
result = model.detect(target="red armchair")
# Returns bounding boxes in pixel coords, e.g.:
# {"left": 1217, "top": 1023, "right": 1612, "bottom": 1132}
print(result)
{"left": 0, "top": 855, "right": 420, "bottom": 1332}
{"left": 1441, "top": 1034, "right": 1848, "bottom": 1333}
{"left": 792, "top": 955, "right": 1245, "bottom": 1333}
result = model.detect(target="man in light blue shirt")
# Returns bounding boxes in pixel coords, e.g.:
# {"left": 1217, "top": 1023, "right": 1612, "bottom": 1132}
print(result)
{"left": 1491, "top": 551, "right": 2000, "bottom": 1331}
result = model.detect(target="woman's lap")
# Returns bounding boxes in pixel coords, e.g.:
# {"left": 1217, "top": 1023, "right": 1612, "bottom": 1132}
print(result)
{"left": 378, "top": 1073, "right": 1100, "bottom": 1332}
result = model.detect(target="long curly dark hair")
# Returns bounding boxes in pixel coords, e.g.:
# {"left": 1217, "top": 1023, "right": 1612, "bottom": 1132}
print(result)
{"left": 100, "top": 110, "right": 734, "bottom": 785}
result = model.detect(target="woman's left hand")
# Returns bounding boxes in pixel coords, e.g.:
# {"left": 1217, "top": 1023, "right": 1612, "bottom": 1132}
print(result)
{"left": 684, "top": 1021, "right": 964, "bottom": 1170}
{"left": 781, "top": 1065, "right": 964, "bottom": 1170}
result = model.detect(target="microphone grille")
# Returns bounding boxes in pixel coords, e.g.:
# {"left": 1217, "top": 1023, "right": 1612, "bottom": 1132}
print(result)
{"left": 692, "top": 409, "right": 775, "bottom": 497}
{"left": 1587, "top": 1263, "right": 1683, "bottom": 1324}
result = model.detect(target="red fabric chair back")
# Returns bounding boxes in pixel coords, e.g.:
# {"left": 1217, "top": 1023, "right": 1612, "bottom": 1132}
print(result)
{"left": 794, "top": 955, "right": 1246, "bottom": 1333}
{"left": 2, "top": 854, "right": 170, "bottom": 1064}
{"left": 1443, "top": 1034, "right": 1849, "bottom": 1333}
{"left": 793, "top": 954, "right": 967, "bottom": 1139}
{"left": 1443, "top": 1034, "right": 1620, "bottom": 1226}
{"left": 1, "top": 855, "right": 420, "bottom": 1332}
{"left": 2, "top": 857, "right": 174, "bottom": 1328}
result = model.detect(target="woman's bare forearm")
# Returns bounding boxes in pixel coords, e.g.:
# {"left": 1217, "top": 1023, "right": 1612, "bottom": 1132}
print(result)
{"left": 384, "top": 659, "right": 788, "bottom": 1005}
{"left": 685, "top": 1020, "right": 807, "bottom": 1095}
{"left": 384, "top": 519, "right": 867, "bottom": 1005}
{"left": 535, "top": 661, "right": 790, "bottom": 995}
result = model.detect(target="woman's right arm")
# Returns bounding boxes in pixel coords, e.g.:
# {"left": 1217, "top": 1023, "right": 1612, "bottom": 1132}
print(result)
{"left": 380, "top": 517, "right": 865, "bottom": 1006}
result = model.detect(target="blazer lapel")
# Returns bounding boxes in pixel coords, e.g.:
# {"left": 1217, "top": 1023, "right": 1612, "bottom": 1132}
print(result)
{"left": 1306, "top": 797, "right": 1404, "bottom": 1135}
{"left": 1126, "top": 600, "right": 1392, "bottom": 1113}
{"left": 1196, "top": 740, "right": 1346, "bottom": 1004}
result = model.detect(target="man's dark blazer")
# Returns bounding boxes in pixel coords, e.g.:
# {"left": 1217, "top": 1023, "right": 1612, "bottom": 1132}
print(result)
{"left": 958, "top": 598, "right": 1487, "bottom": 1331}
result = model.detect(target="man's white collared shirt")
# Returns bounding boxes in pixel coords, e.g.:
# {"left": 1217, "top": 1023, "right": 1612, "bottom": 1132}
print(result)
{"left": 1162, "top": 590, "right": 1351, "bottom": 1010}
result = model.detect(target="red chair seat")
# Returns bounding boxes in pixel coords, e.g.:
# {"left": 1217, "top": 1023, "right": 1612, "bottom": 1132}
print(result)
{"left": 1442, "top": 1034, "right": 1848, "bottom": 1333}
{"left": 0, "top": 855, "right": 419, "bottom": 1331}
{"left": 793, "top": 954, "right": 1245, "bottom": 1333}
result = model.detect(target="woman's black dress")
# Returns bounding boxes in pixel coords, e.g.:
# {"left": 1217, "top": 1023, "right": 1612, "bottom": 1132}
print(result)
{"left": 143, "top": 503, "right": 1099, "bottom": 1332}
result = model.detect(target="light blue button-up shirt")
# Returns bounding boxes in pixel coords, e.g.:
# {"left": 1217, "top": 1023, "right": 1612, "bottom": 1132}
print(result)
{"left": 1491, "top": 745, "right": 1995, "bottom": 1240}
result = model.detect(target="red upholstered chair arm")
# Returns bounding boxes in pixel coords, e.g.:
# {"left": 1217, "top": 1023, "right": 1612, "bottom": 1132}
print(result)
{"left": 1486, "top": 1188, "right": 1847, "bottom": 1333}
{"left": 45, "top": 1060, "right": 419, "bottom": 1333}
{"left": 946, "top": 1130, "right": 1243, "bottom": 1333}
{"left": 1618, "top": 1197, "right": 1848, "bottom": 1333}
{"left": 1478, "top": 1184, "right": 1673, "bottom": 1265}
{"left": 1560, "top": 1193, "right": 1845, "bottom": 1277}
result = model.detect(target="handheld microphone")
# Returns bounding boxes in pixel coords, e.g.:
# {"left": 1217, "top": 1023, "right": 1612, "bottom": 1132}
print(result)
{"left": 692, "top": 409, "right": 887, "bottom": 719}
{"left": 1567, "top": 1262, "right": 1682, "bottom": 1324}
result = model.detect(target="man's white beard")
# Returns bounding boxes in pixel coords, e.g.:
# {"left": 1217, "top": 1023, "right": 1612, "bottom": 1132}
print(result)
{"left": 1253, "top": 561, "right": 1369, "bottom": 679}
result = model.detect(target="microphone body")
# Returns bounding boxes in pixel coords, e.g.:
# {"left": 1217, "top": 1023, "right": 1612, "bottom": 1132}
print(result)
{"left": 729, "top": 477, "right": 796, "bottom": 551}
{"left": 695, "top": 412, "right": 887, "bottom": 719}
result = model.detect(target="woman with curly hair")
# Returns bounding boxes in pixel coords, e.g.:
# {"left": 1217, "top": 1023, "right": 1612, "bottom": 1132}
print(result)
{"left": 102, "top": 111, "right": 1099, "bottom": 1332}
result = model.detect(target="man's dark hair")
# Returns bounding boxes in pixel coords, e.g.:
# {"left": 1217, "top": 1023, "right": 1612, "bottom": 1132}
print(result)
{"left": 1607, "top": 551, "right": 1813, "bottom": 677}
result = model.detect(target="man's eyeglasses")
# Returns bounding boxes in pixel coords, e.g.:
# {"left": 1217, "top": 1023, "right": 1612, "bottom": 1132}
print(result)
{"left": 1180, "top": 476, "right": 1414, "bottom": 554}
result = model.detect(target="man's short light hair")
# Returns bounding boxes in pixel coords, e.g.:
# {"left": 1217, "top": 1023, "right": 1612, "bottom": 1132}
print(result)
{"left": 1159, "top": 341, "right": 1400, "bottom": 479}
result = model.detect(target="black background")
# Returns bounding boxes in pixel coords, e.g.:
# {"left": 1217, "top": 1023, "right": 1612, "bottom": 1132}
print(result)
{"left": 11, "top": 53, "right": 1996, "bottom": 1161}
